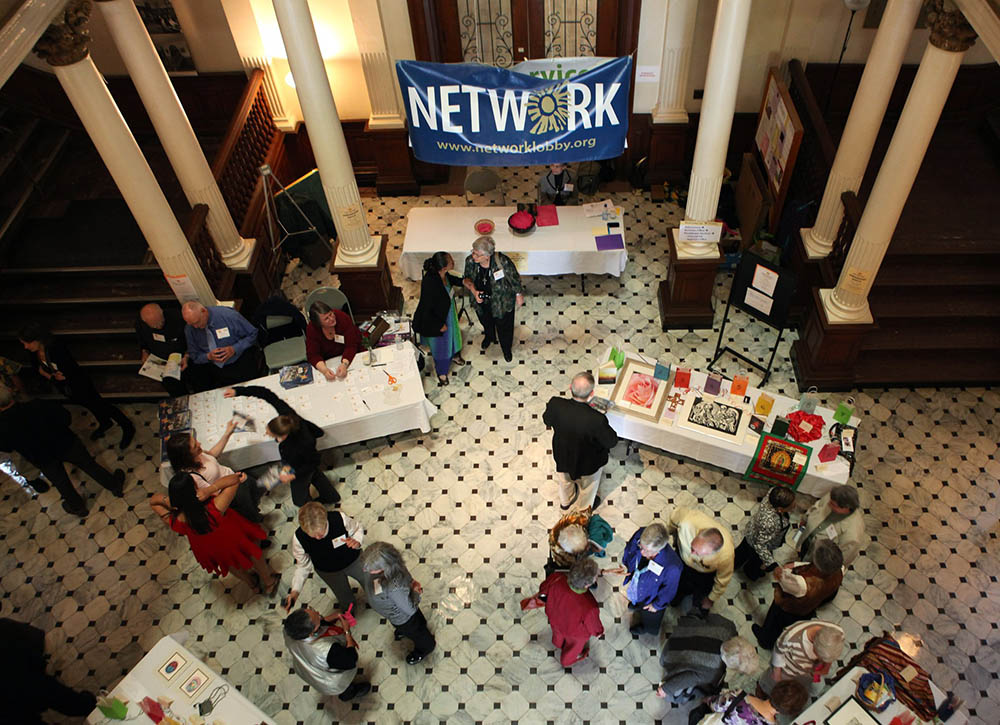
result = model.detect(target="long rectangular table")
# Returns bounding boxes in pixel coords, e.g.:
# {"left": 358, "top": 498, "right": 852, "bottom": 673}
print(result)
{"left": 160, "top": 345, "right": 436, "bottom": 484}
{"left": 87, "top": 634, "right": 275, "bottom": 723}
{"left": 595, "top": 360, "right": 857, "bottom": 498}
{"left": 399, "top": 205, "right": 629, "bottom": 281}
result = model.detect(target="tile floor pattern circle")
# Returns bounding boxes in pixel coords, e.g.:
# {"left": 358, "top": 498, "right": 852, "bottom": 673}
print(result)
{"left": 1, "top": 167, "right": 997, "bottom": 724}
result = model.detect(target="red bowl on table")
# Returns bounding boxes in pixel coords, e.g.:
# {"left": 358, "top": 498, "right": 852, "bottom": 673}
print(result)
{"left": 508, "top": 210, "right": 536, "bottom": 236}
{"left": 474, "top": 219, "right": 495, "bottom": 235}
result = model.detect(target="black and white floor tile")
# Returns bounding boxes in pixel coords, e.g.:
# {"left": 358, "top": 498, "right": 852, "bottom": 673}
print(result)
{"left": 1, "top": 167, "right": 997, "bottom": 724}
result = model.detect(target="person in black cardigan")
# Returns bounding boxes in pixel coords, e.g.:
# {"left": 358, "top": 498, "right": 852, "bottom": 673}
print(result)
{"left": 411, "top": 252, "right": 468, "bottom": 386}
{"left": 19, "top": 322, "right": 135, "bottom": 449}
{"left": 224, "top": 385, "right": 339, "bottom": 506}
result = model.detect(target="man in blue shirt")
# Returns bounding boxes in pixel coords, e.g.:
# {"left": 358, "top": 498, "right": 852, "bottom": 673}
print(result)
{"left": 182, "top": 301, "right": 261, "bottom": 391}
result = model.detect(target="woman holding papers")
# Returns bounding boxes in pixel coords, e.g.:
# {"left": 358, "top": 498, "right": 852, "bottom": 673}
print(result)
{"left": 412, "top": 252, "right": 468, "bottom": 386}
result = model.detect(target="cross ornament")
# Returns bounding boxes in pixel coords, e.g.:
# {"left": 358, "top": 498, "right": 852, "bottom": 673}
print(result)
{"left": 664, "top": 391, "right": 685, "bottom": 412}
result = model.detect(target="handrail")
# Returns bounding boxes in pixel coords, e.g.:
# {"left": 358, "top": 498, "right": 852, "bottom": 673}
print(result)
{"left": 211, "top": 68, "right": 266, "bottom": 179}
{"left": 789, "top": 59, "right": 836, "bottom": 168}
{"left": 830, "top": 190, "right": 864, "bottom": 273}
{"left": 183, "top": 203, "right": 230, "bottom": 298}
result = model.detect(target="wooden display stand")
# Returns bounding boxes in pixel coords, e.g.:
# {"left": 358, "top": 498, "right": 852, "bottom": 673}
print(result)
{"left": 791, "top": 288, "right": 875, "bottom": 391}
{"left": 332, "top": 234, "right": 403, "bottom": 318}
{"left": 657, "top": 231, "right": 719, "bottom": 330}
{"left": 367, "top": 123, "right": 419, "bottom": 196}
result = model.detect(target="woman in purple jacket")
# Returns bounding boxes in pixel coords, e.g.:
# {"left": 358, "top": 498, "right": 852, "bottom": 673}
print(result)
{"left": 611, "top": 523, "right": 683, "bottom": 637}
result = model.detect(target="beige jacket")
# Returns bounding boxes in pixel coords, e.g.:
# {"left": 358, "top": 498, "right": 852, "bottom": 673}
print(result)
{"left": 798, "top": 492, "right": 866, "bottom": 565}
{"left": 668, "top": 507, "right": 735, "bottom": 603}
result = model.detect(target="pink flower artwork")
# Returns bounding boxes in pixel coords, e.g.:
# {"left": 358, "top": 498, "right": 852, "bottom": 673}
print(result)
{"left": 623, "top": 373, "right": 659, "bottom": 408}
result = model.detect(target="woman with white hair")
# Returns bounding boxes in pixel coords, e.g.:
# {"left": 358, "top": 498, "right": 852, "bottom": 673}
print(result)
{"left": 656, "top": 613, "right": 757, "bottom": 703}
{"left": 758, "top": 619, "right": 844, "bottom": 695}
{"left": 462, "top": 235, "right": 523, "bottom": 362}
{"left": 611, "top": 523, "right": 684, "bottom": 637}
{"left": 545, "top": 507, "right": 614, "bottom": 575}
{"left": 359, "top": 542, "right": 435, "bottom": 665}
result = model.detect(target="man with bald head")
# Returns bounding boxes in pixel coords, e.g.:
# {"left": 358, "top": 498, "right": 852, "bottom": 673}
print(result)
{"left": 136, "top": 303, "right": 189, "bottom": 397}
{"left": 668, "top": 507, "right": 735, "bottom": 614}
{"left": 181, "top": 301, "right": 260, "bottom": 391}
{"left": 543, "top": 371, "right": 617, "bottom": 511}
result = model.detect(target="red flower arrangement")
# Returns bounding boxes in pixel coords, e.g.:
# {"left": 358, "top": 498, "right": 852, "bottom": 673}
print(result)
{"left": 786, "top": 410, "right": 825, "bottom": 443}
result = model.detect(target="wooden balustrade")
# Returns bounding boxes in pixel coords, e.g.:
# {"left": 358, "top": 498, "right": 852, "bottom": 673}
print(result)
{"left": 783, "top": 60, "right": 837, "bottom": 226}
{"left": 183, "top": 203, "right": 233, "bottom": 299}
{"left": 829, "top": 190, "right": 864, "bottom": 275}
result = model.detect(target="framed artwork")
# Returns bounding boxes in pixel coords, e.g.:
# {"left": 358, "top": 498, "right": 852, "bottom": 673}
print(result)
{"left": 676, "top": 394, "right": 747, "bottom": 445}
{"left": 608, "top": 358, "right": 670, "bottom": 423}
{"left": 180, "top": 668, "right": 210, "bottom": 698}
{"left": 152, "top": 34, "right": 196, "bottom": 75}
{"left": 156, "top": 651, "right": 187, "bottom": 681}
{"left": 823, "top": 696, "right": 880, "bottom": 725}
{"left": 745, "top": 433, "right": 811, "bottom": 489}
{"left": 136, "top": 0, "right": 182, "bottom": 34}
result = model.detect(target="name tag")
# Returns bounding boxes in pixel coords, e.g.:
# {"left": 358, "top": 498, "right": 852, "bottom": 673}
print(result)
{"left": 564, "top": 183, "right": 574, "bottom": 191}
{"left": 152, "top": 333, "right": 166, "bottom": 342}
{"left": 647, "top": 560, "right": 664, "bottom": 576}
{"left": 793, "top": 528, "right": 804, "bottom": 544}
{"left": 372, "top": 579, "right": 383, "bottom": 595}
{"left": 330, "top": 535, "right": 347, "bottom": 548}
{"left": 825, "top": 524, "right": 838, "bottom": 539}
{"left": 493, "top": 269, "right": 505, "bottom": 281}
{"left": 334, "top": 334, "right": 345, "bottom": 344}
{"left": 215, "top": 327, "right": 230, "bottom": 338}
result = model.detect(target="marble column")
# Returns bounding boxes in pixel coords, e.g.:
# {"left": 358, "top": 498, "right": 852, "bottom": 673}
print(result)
{"left": 822, "top": 3, "right": 976, "bottom": 323}
{"left": 0, "top": 0, "right": 67, "bottom": 88}
{"left": 801, "top": 0, "right": 922, "bottom": 258}
{"left": 679, "top": 0, "right": 752, "bottom": 256}
{"left": 95, "top": 0, "right": 253, "bottom": 270}
{"left": 272, "top": 0, "right": 378, "bottom": 266}
{"left": 33, "top": 4, "right": 217, "bottom": 305}
{"left": 650, "top": 0, "right": 698, "bottom": 124}
{"left": 347, "top": 0, "right": 404, "bottom": 129}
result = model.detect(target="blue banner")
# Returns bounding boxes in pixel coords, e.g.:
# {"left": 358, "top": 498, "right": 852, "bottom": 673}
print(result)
{"left": 396, "top": 57, "right": 632, "bottom": 167}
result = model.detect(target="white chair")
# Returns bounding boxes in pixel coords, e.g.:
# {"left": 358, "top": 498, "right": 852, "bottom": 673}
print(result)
{"left": 304, "top": 286, "right": 354, "bottom": 322}
{"left": 262, "top": 315, "right": 307, "bottom": 372}
{"left": 464, "top": 167, "right": 506, "bottom": 205}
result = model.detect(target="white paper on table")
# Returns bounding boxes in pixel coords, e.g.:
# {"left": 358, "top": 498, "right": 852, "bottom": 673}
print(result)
{"left": 751, "top": 264, "right": 779, "bottom": 296}
{"left": 744, "top": 287, "right": 774, "bottom": 316}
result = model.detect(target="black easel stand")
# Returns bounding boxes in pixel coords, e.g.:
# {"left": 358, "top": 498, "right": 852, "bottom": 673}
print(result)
{"left": 708, "top": 297, "right": 784, "bottom": 386}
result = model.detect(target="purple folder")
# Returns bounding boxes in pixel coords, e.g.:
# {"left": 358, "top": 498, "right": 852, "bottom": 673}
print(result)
{"left": 595, "top": 233, "right": 625, "bottom": 251}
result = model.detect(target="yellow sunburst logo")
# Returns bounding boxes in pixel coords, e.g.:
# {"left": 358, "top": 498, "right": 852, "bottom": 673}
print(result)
{"left": 526, "top": 84, "right": 568, "bottom": 135}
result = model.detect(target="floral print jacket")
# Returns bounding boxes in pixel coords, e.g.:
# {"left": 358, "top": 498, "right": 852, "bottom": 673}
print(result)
{"left": 463, "top": 252, "right": 523, "bottom": 318}
{"left": 742, "top": 498, "right": 790, "bottom": 567}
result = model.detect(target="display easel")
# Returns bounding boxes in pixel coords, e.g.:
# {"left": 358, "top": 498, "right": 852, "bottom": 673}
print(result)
{"left": 753, "top": 69, "right": 804, "bottom": 232}
{"left": 259, "top": 164, "right": 327, "bottom": 256}
{"left": 708, "top": 251, "right": 797, "bottom": 386}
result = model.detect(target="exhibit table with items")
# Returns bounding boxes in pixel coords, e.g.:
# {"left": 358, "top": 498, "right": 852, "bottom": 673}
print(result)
{"left": 158, "top": 344, "right": 436, "bottom": 484}
{"left": 399, "top": 204, "right": 629, "bottom": 280}
{"left": 594, "top": 353, "right": 859, "bottom": 498}
{"left": 87, "top": 634, "right": 275, "bottom": 724}
{"left": 793, "top": 666, "right": 965, "bottom": 725}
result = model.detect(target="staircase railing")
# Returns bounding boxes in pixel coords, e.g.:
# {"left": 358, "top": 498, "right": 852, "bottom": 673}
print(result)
{"left": 828, "top": 190, "right": 864, "bottom": 276}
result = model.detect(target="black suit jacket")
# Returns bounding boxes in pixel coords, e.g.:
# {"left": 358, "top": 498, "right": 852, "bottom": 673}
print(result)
{"left": 0, "top": 399, "right": 75, "bottom": 463}
{"left": 542, "top": 396, "right": 617, "bottom": 479}
{"left": 412, "top": 272, "right": 464, "bottom": 337}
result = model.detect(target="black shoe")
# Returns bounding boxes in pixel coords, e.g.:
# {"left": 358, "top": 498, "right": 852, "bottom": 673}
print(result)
{"left": 90, "top": 424, "right": 112, "bottom": 441}
{"left": 406, "top": 651, "right": 428, "bottom": 665}
{"left": 481, "top": 337, "right": 495, "bottom": 352}
{"left": 110, "top": 469, "right": 126, "bottom": 497}
{"left": 62, "top": 500, "right": 88, "bottom": 517}
{"left": 437, "top": 375, "right": 449, "bottom": 386}
{"left": 118, "top": 420, "right": 136, "bottom": 450}
{"left": 591, "top": 495, "right": 602, "bottom": 510}
{"left": 337, "top": 681, "right": 371, "bottom": 701}
{"left": 259, "top": 539, "right": 272, "bottom": 550}
{"left": 28, "top": 478, "right": 50, "bottom": 493}
{"left": 503, "top": 350, "right": 513, "bottom": 363}
{"left": 751, "top": 623, "right": 767, "bottom": 647}
{"left": 629, "top": 614, "right": 644, "bottom": 637}
{"left": 394, "top": 630, "right": 404, "bottom": 641}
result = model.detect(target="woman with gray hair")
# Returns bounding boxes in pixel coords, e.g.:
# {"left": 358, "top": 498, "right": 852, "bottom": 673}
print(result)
{"left": 462, "top": 235, "right": 523, "bottom": 362}
{"left": 610, "top": 523, "right": 684, "bottom": 637}
{"left": 656, "top": 612, "right": 757, "bottom": 703}
{"left": 534, "top": 557, "right": 604, "bottom": 666}
{"left": 758, "top": 619, "right": 844, "bottom": 695}
{"left": 359, "top": 542, "right": 435, "bottom": 665}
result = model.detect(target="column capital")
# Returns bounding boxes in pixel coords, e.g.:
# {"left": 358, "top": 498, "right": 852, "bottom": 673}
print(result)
{"left": 33, "top": 0, "right": 93, "bottom": 67}
{"left": 925, "top": 0, "right": 977, "bottom": 52}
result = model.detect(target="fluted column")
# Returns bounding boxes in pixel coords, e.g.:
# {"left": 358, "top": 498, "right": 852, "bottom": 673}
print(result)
{"left": 33, "top": 3, "right": 217, "bottom": 305}
{"left": 678, "top": 0, "right": 751, "bottom": 258}
{"left": 95, "top": 0, "right": 253, "bottom": 270}
{"left": 0, "top": 0, "right": 67, "bottom": 88}
{"left": 651, "top": 0, "right": 698, "bottom": 124}
{"left": 823, "top": 2, "right": 976, "bottom": 323}
{"left": 273, "top": 0, "right": 377, "bottom": 265}
{"left": 348, "top": 0, "right": 405, "bottom": 129}
{"left": 801, "top": 0, "right": 921, "bottom": 258}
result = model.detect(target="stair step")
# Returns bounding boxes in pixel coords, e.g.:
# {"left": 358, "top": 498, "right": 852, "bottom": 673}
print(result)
{"left": 0, "top": 294, "right": 175, "bottom": 308}
{"left": 85, "top": 371, "right": 168, "bottom": 401}
{"left": 0, "top": 117, "right": 40, "bottom": 178}
{"left": 0, "top": 306, "right": 166, "bottom": 338}
{"left": 874, "top": 262, "right": 1000, "bottom": 287}
{"left": 887, "top": 237, "right": 1000, "bottom": 257}
{"left": 861, "top": 321, "right": 1000, "bottom": 351}
{"left": 0, "top": 264, "right": 165, "bottom": 278}
{"left": 869, "top": 286, "right": 1000, "bottom": 319}
{"left": 856, "top": 349, "right": 1000, "bottom": 387}
{"left": 0, "top": 272, "right": 171, "bottom": 300}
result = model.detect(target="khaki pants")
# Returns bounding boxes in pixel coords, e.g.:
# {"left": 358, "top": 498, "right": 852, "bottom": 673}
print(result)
{"left": 559, "top": 466, "right": 603, "bottom": 509}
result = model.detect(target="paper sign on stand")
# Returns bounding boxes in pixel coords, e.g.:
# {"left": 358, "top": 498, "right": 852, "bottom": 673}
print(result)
{"left": 677, "top": 221, "right": 723, "bottom": 243}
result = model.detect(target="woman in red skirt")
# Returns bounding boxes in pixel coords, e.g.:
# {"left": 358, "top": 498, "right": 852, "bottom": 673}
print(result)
{"left": 151, "top": 471, "right": 278, "bottom": 595}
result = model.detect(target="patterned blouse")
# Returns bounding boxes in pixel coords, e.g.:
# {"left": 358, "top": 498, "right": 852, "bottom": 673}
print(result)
{"left": 706, "top": 690, "right": 773, "bottom": 725}
{"left": 742, "top": 498, "right": 790, "bottom": 567}
{"left": 463, "top": 252, "right": 523, "bottom": 318}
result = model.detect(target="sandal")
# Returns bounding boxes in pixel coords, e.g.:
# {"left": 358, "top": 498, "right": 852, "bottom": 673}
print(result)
{"left": 451, "top": 355, "right": 468, "bottom": 367}
{"left": 263, "top": 576, "right": 280, "bottom": 597}
{"left": 437, "top": 375, "right": 449, "bottom": 386}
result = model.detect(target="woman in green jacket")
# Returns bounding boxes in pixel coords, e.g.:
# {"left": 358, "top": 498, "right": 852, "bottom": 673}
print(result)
{"left": 462, "top": 236, "right": 524, "bottom": 362}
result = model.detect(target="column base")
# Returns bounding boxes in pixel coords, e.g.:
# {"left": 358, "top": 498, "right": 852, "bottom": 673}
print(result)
{"left": 646, "top": 121, "right": 690, "bottom": 186}
{"left": 657, "top": 230, "right": 720, "bottom": 330}
{"left": 334, "top": 235, "right": 381, "bottom": 267}
{"left": 366, "top": 122, "right": 419, "bottom": 196}
{"left": 332, "top": 234, "right": 403, "bottom": 318}
{"left": 222, "top": 237, "right": 256, "bottom": 271}
{"left": 800, "top": 226, "right": 833, "bottom": 260}
{"left": 790, "top": 288, "right": 877, "bottom": 391}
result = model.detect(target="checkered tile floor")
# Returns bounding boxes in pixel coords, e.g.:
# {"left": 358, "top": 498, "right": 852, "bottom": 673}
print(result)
{"left": 1, "top": 167, "right": 997, "bottom": 724}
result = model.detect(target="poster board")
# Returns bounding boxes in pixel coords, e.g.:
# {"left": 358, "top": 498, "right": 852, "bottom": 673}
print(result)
{"left": 731, "top": 251, "right": 797, "bottom": 330}
{"left": 754, "top": 69, "right": 803, "bottom": 232}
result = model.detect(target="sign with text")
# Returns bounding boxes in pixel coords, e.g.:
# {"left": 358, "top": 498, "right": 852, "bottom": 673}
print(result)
{"left": 396, "top": 57, "right": 632, "bottom": 166}
{"left": 678, "top": 220, "right": 723, "bottom": 243}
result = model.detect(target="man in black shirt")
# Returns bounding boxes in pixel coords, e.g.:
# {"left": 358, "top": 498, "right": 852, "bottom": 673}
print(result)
{"left": 136, "top": 303, "right": 189, "bottom": 397}
{"left": 0, "top": 385, "right": 125, "bottom": 517}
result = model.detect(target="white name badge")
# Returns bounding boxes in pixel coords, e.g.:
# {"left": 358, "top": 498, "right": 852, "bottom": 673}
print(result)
{"left": 825, "top": 524, "right": 838, "bottom": 539}
{"left": 334, "top": 334, "right": 345, "bottom": 344}
{"left": 215, "top": 327, "right": 230, "bottom": 338}
{"left": 372, "top": 579, "right": 383, "bottom": 595}
{"left": 152, "top": 333, "right": 166, "bottom": 342}
{"left": 647, "top": 560, "right": 664, "bottom": 576}
{"left": 564, "top": 183, "right": 574, "bottom": 191}
{"left": 493, "top": 269, "right": 505, "bottom": 281}
{"left": 331, "top": 535, "right": 347, "bottom": 548}
{"left": 793, "top": 528, "right": 804, "bottom": 544}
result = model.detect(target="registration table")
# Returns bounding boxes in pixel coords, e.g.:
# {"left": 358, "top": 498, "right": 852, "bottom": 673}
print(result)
{"left": 160, "top": 345, "right": 436, "bottom": 484}
{"left": 88, "top": 634, "right": 275, "bottom": 724}
{"left": 399, "top": 205, "right": 629, "bottom": 281}
{"left": 595, "top": 361, "right": 858, "bottom": 499}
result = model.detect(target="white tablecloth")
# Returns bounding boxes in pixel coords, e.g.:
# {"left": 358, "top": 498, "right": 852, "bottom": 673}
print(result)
{"left": 87, "top": 634, "right": 275, "bottom": 724}
{"left": 793, "top": 666, "right": 962, "bottom": 725}
{"left": 596, "top": 360, "right": 858, "bottom": 499}
{"left": 161, "top": 345, "right": 437, "bottom": 484}
{"left": 399, "top": 205, "right": 629, "bottom": 280}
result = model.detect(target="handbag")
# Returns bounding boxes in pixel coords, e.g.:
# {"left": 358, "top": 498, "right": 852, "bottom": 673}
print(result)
{"left": 754, "top": 392, "right": 774, "bottom": 416}
{"left": 799, "top": 386, "right": 819, "bottom": 414}
{"left": 833, "top": 397, "right": 855, "bottom": 425}
{"left": 857, "top": 669, "right": 897, "bottom": 712}
{"left": 520, "top": 594, "right": 545, "bottom": 611}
